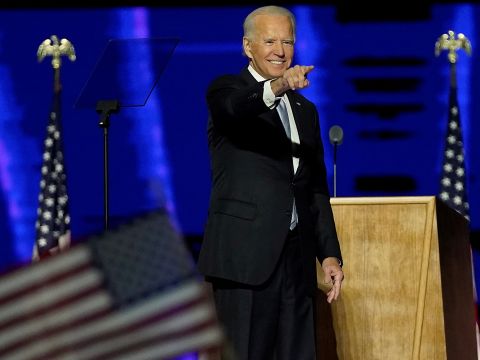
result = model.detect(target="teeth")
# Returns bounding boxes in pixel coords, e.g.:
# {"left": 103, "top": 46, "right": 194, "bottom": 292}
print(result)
{"left": 270, "top": 61, "right": 283, "bottom": 64}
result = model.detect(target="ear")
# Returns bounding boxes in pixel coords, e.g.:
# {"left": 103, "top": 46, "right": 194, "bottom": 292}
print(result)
{"left": 243, "top": 37, "right": 252, "bottom": 59}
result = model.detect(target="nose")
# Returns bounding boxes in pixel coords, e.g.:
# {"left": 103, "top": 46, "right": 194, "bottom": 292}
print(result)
{"left": 273, "top": 41, "right": 285, "bottom": 57}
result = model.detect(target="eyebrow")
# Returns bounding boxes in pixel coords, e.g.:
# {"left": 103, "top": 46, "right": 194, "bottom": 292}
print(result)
{"left": 263, "top": 37, "right": 294, "bottom": 42}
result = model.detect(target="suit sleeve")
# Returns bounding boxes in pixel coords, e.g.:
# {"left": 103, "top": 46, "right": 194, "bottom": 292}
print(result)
{"left": 207, "top": 75, "right": 272, "bottom": 127}
{"left": 310, "top": 106, "right": 343, "bottom": 265}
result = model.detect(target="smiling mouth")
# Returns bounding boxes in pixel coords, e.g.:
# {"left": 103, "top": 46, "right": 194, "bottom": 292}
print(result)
{"left": 269, "top": 60, "right": 285, "bottom": 65}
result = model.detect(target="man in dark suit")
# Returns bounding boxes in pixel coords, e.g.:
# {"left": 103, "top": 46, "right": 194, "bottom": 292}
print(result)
{"left": 198, "top": 5, "right": 344, "bottom": 359}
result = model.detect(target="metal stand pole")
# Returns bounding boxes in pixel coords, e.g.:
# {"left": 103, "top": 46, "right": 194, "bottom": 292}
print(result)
{"left": 96, "top": 100, "right": 119, "bottom": 231}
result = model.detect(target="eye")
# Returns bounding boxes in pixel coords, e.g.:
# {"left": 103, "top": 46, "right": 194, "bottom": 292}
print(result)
{"left": 283, "top": 40, "right": 294, "bottom": 46}
{"left": 265, "top": 40, "right": 275, "bottom": 45}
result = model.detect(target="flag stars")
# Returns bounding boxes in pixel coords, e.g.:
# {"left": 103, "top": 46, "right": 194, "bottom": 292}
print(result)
{"left": 450, "top": 106, "right": 458, "bottom": 116}
{"left": 36, "top": 111, "right": 69, "bottom": 255}
{"left": 449, "top": 121, "right": 458, "bottom": 130}
{"left": 455, "top": 168, "right": 464, "bottom": 177}
{"left": 40, "top": 224, "right": 49, "bottom": 234}
{"left": 454, "top": 182, "right": 464, "bottom": 191}
{"left": 36, "top": 104, "right": 70, "bottom": 257}
{"left": 440, "top": 192, "right": 449, "bottom": 200}
{"left": 447, "top": 135, "right": 456, "bottom": 144}
{"left": 453, "top": 196, "right": 462, "bottom": 205}
{"left": 445, "top": 149, "right": 454, "bottom": 159}
{"left": 43, "top": 211, "right": 52, "bottom": 220}
{"left": 456, "top": 154, "right": 464, "bottom": 162}
{"left": 443, "top": 163, "right": 453, "bottom": 172}
{"left": 441, "top": 178, "right": 451, "bottom": 187}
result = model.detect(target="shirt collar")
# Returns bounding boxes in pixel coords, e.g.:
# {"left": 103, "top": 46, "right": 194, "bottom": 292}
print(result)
{"left": 248, "top": 65, "right": 267, "bottom": 82}
{"left": 247, "top": 65, "right": 288, "bottom": 101}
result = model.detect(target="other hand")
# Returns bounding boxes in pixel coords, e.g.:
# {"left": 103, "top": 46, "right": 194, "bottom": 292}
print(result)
{"left": 321, "top": 257, "right": 344, "bottom": 303}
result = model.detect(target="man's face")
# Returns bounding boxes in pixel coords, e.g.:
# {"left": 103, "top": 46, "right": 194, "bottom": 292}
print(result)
{"left": 243, "top": 14, "right": 294, "bottom": 79}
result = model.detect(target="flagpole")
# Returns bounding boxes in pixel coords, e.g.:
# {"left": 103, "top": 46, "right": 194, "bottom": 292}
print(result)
{"left": 435, "top": 30, "right": 471, "bottom": 87}
{"left": 37, "top": 35, "right": 76, "bottom": 73}
{"left": 37, "top": 35, "right": 76, "bottom": 124}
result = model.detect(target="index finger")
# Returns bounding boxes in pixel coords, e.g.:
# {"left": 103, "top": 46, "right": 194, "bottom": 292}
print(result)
{"left": 302, "top": 65, "right": 314, "bottom": 75}
{"left": 332, "top": 278, "right": 342, "bottom": 300}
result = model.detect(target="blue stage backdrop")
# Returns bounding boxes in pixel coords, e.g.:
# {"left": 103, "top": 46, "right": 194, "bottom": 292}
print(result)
{"left": 0, "top": 5, "right": 479, "bottom": 288}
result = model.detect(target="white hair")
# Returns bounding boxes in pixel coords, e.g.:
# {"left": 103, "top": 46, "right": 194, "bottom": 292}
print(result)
{"left": 243, "top": 5, "right": 296, "bottom": 41}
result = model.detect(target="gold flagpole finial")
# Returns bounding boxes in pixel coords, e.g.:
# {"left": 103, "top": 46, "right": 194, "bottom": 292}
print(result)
{"left": 37, "top": 35, "right": 76, "bottom": 69}
{"left": 435, "top": 30, "right": 471, "bottom": 64}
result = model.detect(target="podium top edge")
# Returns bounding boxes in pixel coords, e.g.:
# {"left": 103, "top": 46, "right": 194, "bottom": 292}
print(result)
{"left": 330, "top": 196, "right": 437, "bottom": 205}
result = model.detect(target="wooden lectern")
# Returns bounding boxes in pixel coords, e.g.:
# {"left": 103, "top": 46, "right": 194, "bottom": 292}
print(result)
{"left": 316, "top": 196, "right": 477, "bottom": 360}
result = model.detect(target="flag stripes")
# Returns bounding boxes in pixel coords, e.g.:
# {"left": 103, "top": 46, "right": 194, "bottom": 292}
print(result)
{"left": 0, "top": 247, "right": 90, "bottom": 299}
{"left": 104, "top": 323, "right": 221, "bottom": 360}
{"left": 0, "top": 244, "right": 222, "bottom": 359}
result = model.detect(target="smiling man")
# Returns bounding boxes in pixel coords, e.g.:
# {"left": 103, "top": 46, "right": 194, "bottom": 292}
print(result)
{"left": 198, "top": 5, "right": 344, "bottom": 359}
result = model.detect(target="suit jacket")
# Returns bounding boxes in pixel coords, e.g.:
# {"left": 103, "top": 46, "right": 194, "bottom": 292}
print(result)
{"left": 198, "top": 67, "right": 342, "bottom": 293}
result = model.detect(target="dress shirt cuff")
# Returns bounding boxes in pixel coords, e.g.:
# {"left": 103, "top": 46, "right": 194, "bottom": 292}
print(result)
{"left": 263, "top": 80, "right": 281, "bottom": 109}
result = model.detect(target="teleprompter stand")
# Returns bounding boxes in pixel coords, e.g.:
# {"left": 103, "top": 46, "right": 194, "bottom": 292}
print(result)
{"left": 75, "top": 38, "right": 179, "bottom": 230}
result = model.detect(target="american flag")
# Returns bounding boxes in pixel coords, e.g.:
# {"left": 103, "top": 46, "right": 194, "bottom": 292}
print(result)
{"left": 0, "top": 210, "right": 223, "bottom": 359}
{"left": 35, "top": 73, "right": 71, "bottom": 258}
{"left": 437, "top": 72, "right": 480, "bottom": 354}
{"left": 439, "top": 84, "right": 469, "bottom": 221}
